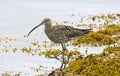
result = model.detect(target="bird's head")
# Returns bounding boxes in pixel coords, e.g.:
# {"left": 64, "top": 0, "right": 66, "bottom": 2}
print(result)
{"left": 27, "top": 18, "right": 51, "bottom": 37}
{"left": 40, "top": 18, "right": 51, "bottom": 25}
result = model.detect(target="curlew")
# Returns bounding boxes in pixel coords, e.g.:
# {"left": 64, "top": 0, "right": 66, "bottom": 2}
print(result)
{"left": 27, "top": 18, "right": 92, "bottom": 69}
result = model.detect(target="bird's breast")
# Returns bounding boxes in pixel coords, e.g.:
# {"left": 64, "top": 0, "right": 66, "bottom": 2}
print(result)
{"left": 45, "top": 30, "right": 58, "bottom": 42}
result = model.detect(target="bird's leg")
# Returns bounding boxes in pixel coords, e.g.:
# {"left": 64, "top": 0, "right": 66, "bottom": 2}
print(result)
{"left": 50, "top": 43, "right": 67, "bottom": 69}
{"left": 50, "top": 44, "right": 65, "bottom": 60}
{"left": 50, "top": 51, "right": 64, "bottom": 60}
{"left": 60, "top": 43, "right": 66, "bottom": 69}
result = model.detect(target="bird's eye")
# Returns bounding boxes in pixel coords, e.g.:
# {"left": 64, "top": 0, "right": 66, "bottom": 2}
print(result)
{"left": 45, "top": 20, "right": 48, "bottom": 22}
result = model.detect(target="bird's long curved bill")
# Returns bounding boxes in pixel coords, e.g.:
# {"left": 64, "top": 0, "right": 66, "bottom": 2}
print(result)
{"left": 27, "top": 23, "right": 42, "bottom": 37}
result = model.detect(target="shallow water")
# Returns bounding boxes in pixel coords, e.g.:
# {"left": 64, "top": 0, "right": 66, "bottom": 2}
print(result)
{"left": 0, "top": 0, "right": 120, "bottom": 37}
{"left": 0, "top": 0, "right": 120, "bottom": 75}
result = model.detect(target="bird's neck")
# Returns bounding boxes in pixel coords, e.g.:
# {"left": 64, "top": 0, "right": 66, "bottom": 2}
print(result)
{"left": 45, "top": 24, "right": 52, "bottom": 33}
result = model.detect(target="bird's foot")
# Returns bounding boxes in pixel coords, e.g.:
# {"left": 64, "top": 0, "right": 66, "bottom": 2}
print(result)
{"left": 50, "top": 51, "right": 64, "bottom": 60}
{"left": 60, "top": 60, "right": 66, "bottom": 69}
{"left": 50, "top": 56, "right": 60, "bottom": 60}
{"left": 60, "top": 56, "right": 67, "bottom": 69}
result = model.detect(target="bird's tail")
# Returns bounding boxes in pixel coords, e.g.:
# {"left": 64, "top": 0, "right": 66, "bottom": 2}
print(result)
{"left": 75, "top": 28, "right": 92, "bottom": 37}
{"left": 80, "top": 29, "right": 92, "bottom": 34}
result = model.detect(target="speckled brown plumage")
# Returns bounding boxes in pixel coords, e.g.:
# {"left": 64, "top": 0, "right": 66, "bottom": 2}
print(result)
{"left": 27, "top": 18, "right": 92, "bottom": 69}
{"left": 27, "top": 18, "right": 92, "bottom": 43}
